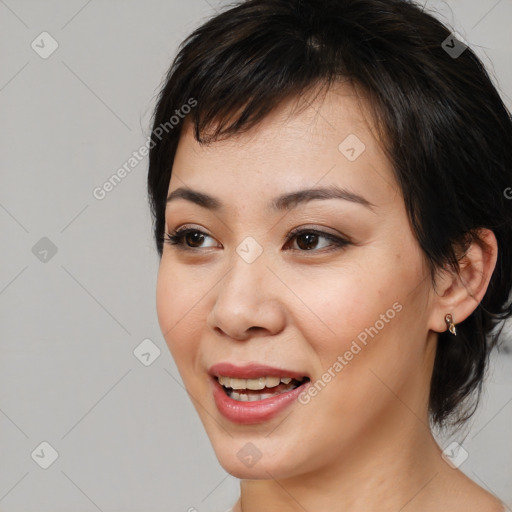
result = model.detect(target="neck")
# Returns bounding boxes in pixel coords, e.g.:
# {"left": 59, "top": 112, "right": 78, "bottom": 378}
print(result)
{"left": 234, "top": 406, "right": 449, "bottom": 512}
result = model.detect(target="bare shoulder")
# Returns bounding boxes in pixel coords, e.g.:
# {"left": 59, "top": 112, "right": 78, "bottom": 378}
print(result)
{"left": 492, "top": 498, "right": 509, "bottom": 512}
{"left": 465, "top": 478, "right": 507, "bottom": 512}
{"left": 488, "top": 499, "right": 509, "bottom": 512}
{"left": 444, "top": 470, "right": 508, "bottom": 512}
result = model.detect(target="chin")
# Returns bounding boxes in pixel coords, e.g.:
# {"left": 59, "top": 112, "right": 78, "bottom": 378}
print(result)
{"left": 217, "top": 452, "right": 293, "bottom": 480}
{"left": 207, "top": 431, "right": 308, "bottom": 480}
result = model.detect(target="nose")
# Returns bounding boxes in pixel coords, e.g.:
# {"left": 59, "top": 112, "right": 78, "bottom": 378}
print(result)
{"left": 206, "top": 249, "right": 287, "bottom": 341}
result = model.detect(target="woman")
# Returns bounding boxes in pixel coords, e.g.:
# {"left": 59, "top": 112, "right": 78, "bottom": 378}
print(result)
{"left": 147, "top": 0, "right": 512, "bottom": 510}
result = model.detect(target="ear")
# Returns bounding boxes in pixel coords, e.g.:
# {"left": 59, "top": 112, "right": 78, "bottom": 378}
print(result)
{"left": 428, "top": 229, "right": 498, "bottom": 334}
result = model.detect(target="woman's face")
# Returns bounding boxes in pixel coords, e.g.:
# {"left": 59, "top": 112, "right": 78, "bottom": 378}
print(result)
{"left": 156, "top": 83, "right": 440, "bottom": 479}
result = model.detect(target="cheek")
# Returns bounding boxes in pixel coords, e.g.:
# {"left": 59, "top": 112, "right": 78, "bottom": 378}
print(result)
{"left": 286, "top": 265, "right": 395, "bottom": 353}
{"left": 156, "top": 262, "right": 202, "bottom": 365}
{"left": 156, "top": 263, "right": 177, "bottom": 338}
{"left": 294, "top": 263, "right": 425, "bottom": 415}
{"left": 287, "top": 254, "right": 418, "bottom": 391}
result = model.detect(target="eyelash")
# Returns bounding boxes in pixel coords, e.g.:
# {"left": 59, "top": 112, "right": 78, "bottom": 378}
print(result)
{"left": 163, "top": 226, "right": 350, "bottom": 254}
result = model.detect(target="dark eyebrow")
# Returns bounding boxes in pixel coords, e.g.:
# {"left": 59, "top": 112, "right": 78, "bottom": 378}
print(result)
{"left": 166, "top": 185, "right": 376, "bottom": 212}
{"left": 271, "top": 185, "right": 376, "bottom": 212}
{"left": 166, "top": 187, "right": 223, "bottom": 211}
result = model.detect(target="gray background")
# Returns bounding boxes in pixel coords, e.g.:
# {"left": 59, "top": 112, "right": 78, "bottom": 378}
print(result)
{"left": 0, "top": 1, "right": 511, "bottom": 511}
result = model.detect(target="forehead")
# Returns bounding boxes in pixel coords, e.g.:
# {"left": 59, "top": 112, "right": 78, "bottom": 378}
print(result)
{"left": 169, "top": 82, "right": 398, "bottom": 211}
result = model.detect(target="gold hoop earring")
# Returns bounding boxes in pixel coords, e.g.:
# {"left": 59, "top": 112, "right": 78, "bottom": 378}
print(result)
{"left": 444, "top": 314, "right": 457, "bottom": 336}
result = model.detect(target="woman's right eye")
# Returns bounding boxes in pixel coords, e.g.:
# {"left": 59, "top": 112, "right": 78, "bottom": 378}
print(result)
{"left": 164, "top": 228, "right": 219, "bottom": 250}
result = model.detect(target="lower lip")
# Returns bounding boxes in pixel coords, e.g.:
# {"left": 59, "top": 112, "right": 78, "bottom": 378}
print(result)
{"left": 210, "top": 376, "right": 309, "bottom": 424}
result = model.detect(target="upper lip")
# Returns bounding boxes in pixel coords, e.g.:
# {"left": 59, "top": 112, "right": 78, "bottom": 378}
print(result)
{"left": 208, "top": 362, "right": 309, "bottom": 380}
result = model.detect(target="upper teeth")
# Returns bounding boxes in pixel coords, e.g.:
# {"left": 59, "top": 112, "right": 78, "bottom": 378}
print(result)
{"left": 218, "top": 376, "right": 294, "bottom": 390}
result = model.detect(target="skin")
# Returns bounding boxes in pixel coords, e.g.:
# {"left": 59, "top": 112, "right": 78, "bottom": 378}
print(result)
{"left": 156, "top": 82, "right": 503, "bottom": 511}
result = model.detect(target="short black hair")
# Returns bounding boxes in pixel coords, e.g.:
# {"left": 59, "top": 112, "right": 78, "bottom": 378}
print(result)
{"left": 147, "top": 0, "right": 512, "bottom": 428}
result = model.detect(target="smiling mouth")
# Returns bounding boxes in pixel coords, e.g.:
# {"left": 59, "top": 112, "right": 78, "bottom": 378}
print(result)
{"left": 215, "top": 375, "right": 310, "bottom": 402}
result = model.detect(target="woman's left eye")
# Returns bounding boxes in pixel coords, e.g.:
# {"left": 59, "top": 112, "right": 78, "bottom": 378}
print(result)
{"left": 163, "top": 227, "right": 350, "bottom": 253}
{"left": 285, "top": 228, "right": 350, "bottom": 252}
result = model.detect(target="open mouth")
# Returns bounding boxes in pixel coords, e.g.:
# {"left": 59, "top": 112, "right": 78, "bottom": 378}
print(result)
{"left": 215, "top": 375, "right": 310, "bottom": 402}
